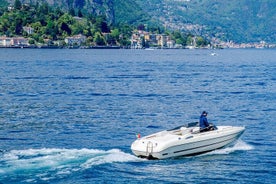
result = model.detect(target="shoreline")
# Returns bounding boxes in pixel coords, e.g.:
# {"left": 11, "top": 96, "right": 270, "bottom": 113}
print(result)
{"left": 0, "top": 45, "right": 123, "bottom": 49}
{"left": 0, "top": 46, "right": 275, "bottom": 49}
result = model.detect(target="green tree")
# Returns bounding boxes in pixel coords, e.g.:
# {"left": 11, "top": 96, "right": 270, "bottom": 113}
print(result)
{"left": 39, "top": 2, "right": 50, "bottom": 15}
{"left": 106, "top": 34, "right": 116, "bottom": 45}
{"left": 94, "top": 16, "right": 110, "bottom": 33}
{"left": 93, "top": 32, "right": 105, "bottom": 45}
{"left": 60, "top": 22, "right": 71, "bottom": 35}
{"left": 54, "top": 8, "right": 64, "bottom": 18}
{"left": 71, "top": 21, "right": 85, "bottom": 35}
{"left": 186, "top": 35, "right": 194, "bottom": 46}
{"left": 57, "top": 13, "right": 75, "bottom": 37}
{"left": 172, "top": 31, "right": 187, "bottom": 46}
{"left": 28, "top": 39, "right": 35, "bottom": 45}
{"left": 15, "top": 17, "right": 23, "bottom": 35}
{"left": 31, "top": 22, "right": 42, "bottom": 33}
{"left": 111, "top": 29, "right": 120, "bottom": 40}
{"left": 45, "top": 20, "right": 58, "bottom": 39}
{"left": 14, "top": 0, "right": 22, "bottom": 10}
{"left": 77, "top": 9, "right": 83, "bottom": 17}
{"left": 69, "top": 8, "right": 75, "bottom": 16}
{"left": 196, "top": 36, "right": 209, "bottom": 47}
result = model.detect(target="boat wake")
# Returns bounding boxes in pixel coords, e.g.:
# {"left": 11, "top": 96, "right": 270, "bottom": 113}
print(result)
{"left": 0, "top": 141, "right": 253, "bottom": 182}
{"left": 0, "top": 148, "right": 140, "bottom": 182}
{"left": 204, "top": 139, "right": 254, "bottom": 156}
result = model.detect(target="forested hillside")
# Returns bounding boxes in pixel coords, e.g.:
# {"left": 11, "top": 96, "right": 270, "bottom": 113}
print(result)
{"left": 4, "top": 0, "right": 115, "bottom": 23}
{"left": 1, "top": 0, "right": 207, "bottom": 48}
{"left": 135, "top": 0, "right": 276, "bottom": 43}
{"left": 0, "top": 1, "right": 134, "bottom": 46}
{"left": 2, "top": 0, "right": 276, "bottom": 44}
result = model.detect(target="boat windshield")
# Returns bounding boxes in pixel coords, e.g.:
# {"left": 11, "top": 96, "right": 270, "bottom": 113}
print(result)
{"left": 187, "top": 122, "right": 199, "bottom": 127}
{"left": 167, "top": 122, "right": 199, "bottom": 131}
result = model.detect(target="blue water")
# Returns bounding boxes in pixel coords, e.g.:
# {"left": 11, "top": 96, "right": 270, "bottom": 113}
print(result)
{"left": 0, "top": 49, "right": 275, "bottom": 183}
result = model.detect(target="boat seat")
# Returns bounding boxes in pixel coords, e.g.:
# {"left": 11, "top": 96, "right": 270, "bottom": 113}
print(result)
{"left": 181, "top": 127, "right": 192, "bottom": 135}
{"left": 191, "top": 127, "right": 200, "bottom": 134}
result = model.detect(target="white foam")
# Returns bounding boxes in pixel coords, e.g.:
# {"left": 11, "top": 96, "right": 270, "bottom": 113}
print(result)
{"left": 205, "top": 139, "right": 254, "bottom": 155}
{"left": 0, "top": 148, "right": 140, "bottom": 176}
{"left": 81, "top": 149, "right": 140, "bottom": 169}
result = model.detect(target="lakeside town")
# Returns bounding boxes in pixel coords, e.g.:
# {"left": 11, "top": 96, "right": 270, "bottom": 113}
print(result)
{"left": 1, "top": 30, "right": 275, "bottom": 49}
{"left": 1, "top": 1, "right": 275, "bottom": 49}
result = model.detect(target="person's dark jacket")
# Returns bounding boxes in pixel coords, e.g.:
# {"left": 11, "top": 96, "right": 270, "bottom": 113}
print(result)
{"left": 200, "top": 115, "right": 210, "bottom": 129}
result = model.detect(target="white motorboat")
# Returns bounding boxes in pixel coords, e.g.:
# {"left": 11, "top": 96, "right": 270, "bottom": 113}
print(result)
{"left": 131, "top": 122, "right": 245, "bottom": 159}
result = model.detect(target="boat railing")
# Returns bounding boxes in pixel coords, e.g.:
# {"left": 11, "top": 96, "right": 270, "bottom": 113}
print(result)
{"left": 146, "top": 141, "right": 153, "bottom": 157}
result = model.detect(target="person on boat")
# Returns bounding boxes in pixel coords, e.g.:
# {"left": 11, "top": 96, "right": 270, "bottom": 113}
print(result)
{"left": 199, "top": 111, "right": 214, "bottom": 132}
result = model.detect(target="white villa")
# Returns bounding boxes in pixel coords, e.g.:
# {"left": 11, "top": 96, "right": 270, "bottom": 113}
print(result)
{"left": 0, "top": 36, "right": 29, "bottom": 47}
{"left": 65, "top": 34, "right": 87, "bottom": 46}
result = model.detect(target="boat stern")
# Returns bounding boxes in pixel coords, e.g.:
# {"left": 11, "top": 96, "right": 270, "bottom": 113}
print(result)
{"left": 131, "top": 138, "right": 157, "bottom": 158}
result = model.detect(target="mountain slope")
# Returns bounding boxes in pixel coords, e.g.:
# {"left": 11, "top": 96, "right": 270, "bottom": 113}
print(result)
{"left": 135, "top": 0, "right": 276, "bottom": 43}
{"left": 5, "top": 0, "right": 115, "bottom": 22}
{"left": 4, "top": 0, "right": 276, "bottom": 43}
{"left": 113, "top": 0, "right": 150, "bottom": 25}
{"left": 5, "top": 0, "right": 151, "bottom": 26}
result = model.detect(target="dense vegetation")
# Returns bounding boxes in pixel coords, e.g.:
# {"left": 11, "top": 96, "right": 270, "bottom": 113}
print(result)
{"left": 0, "top": 1, "right": 133, "bottom": 46}
{"left": 1, "top": 0, "right": 275, "bottom": 46}
{"left": 0, "top": 0, "right": 208, "bottom": 47}
{"left": 113, "top": 0, "right": 149, "bottom": 25}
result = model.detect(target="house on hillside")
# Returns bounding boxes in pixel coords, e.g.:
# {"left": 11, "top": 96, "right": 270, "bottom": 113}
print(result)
{"left": 65, "top": 34, "right": 86, "bottom": 46}
{"left": 23, "top": 26, "right": 34, "bottom": 34}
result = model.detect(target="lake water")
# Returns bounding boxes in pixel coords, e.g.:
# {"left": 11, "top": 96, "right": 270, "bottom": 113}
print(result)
{"left": 0, "top": 48, "right": 275, "bottom": 183}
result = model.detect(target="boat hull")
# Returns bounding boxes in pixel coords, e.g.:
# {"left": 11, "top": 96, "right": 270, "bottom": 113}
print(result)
{"left": 131, "top": 126, "right": 245, "bottom": 159}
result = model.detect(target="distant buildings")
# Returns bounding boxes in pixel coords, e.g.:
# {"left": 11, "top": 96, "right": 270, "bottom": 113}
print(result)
{"left": 131, "top": 30, "right": 176, "bottom": 49}
{"left": 0, "top": 32, "right": 274, "bottom": 49}
{"left": 64, "top": 34, "right": 87, "bottom": 46}
{"left": 0, "top": 34, "right": 87, "bottom": 47}
{"left": 23, "top": 26, "right": 34, "bottom": 35}
{"left": 211, "top": 38, "right": 276, "bottom": 49}
{"left": 0, "top": 36, "right": 28, "bottom": 47}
